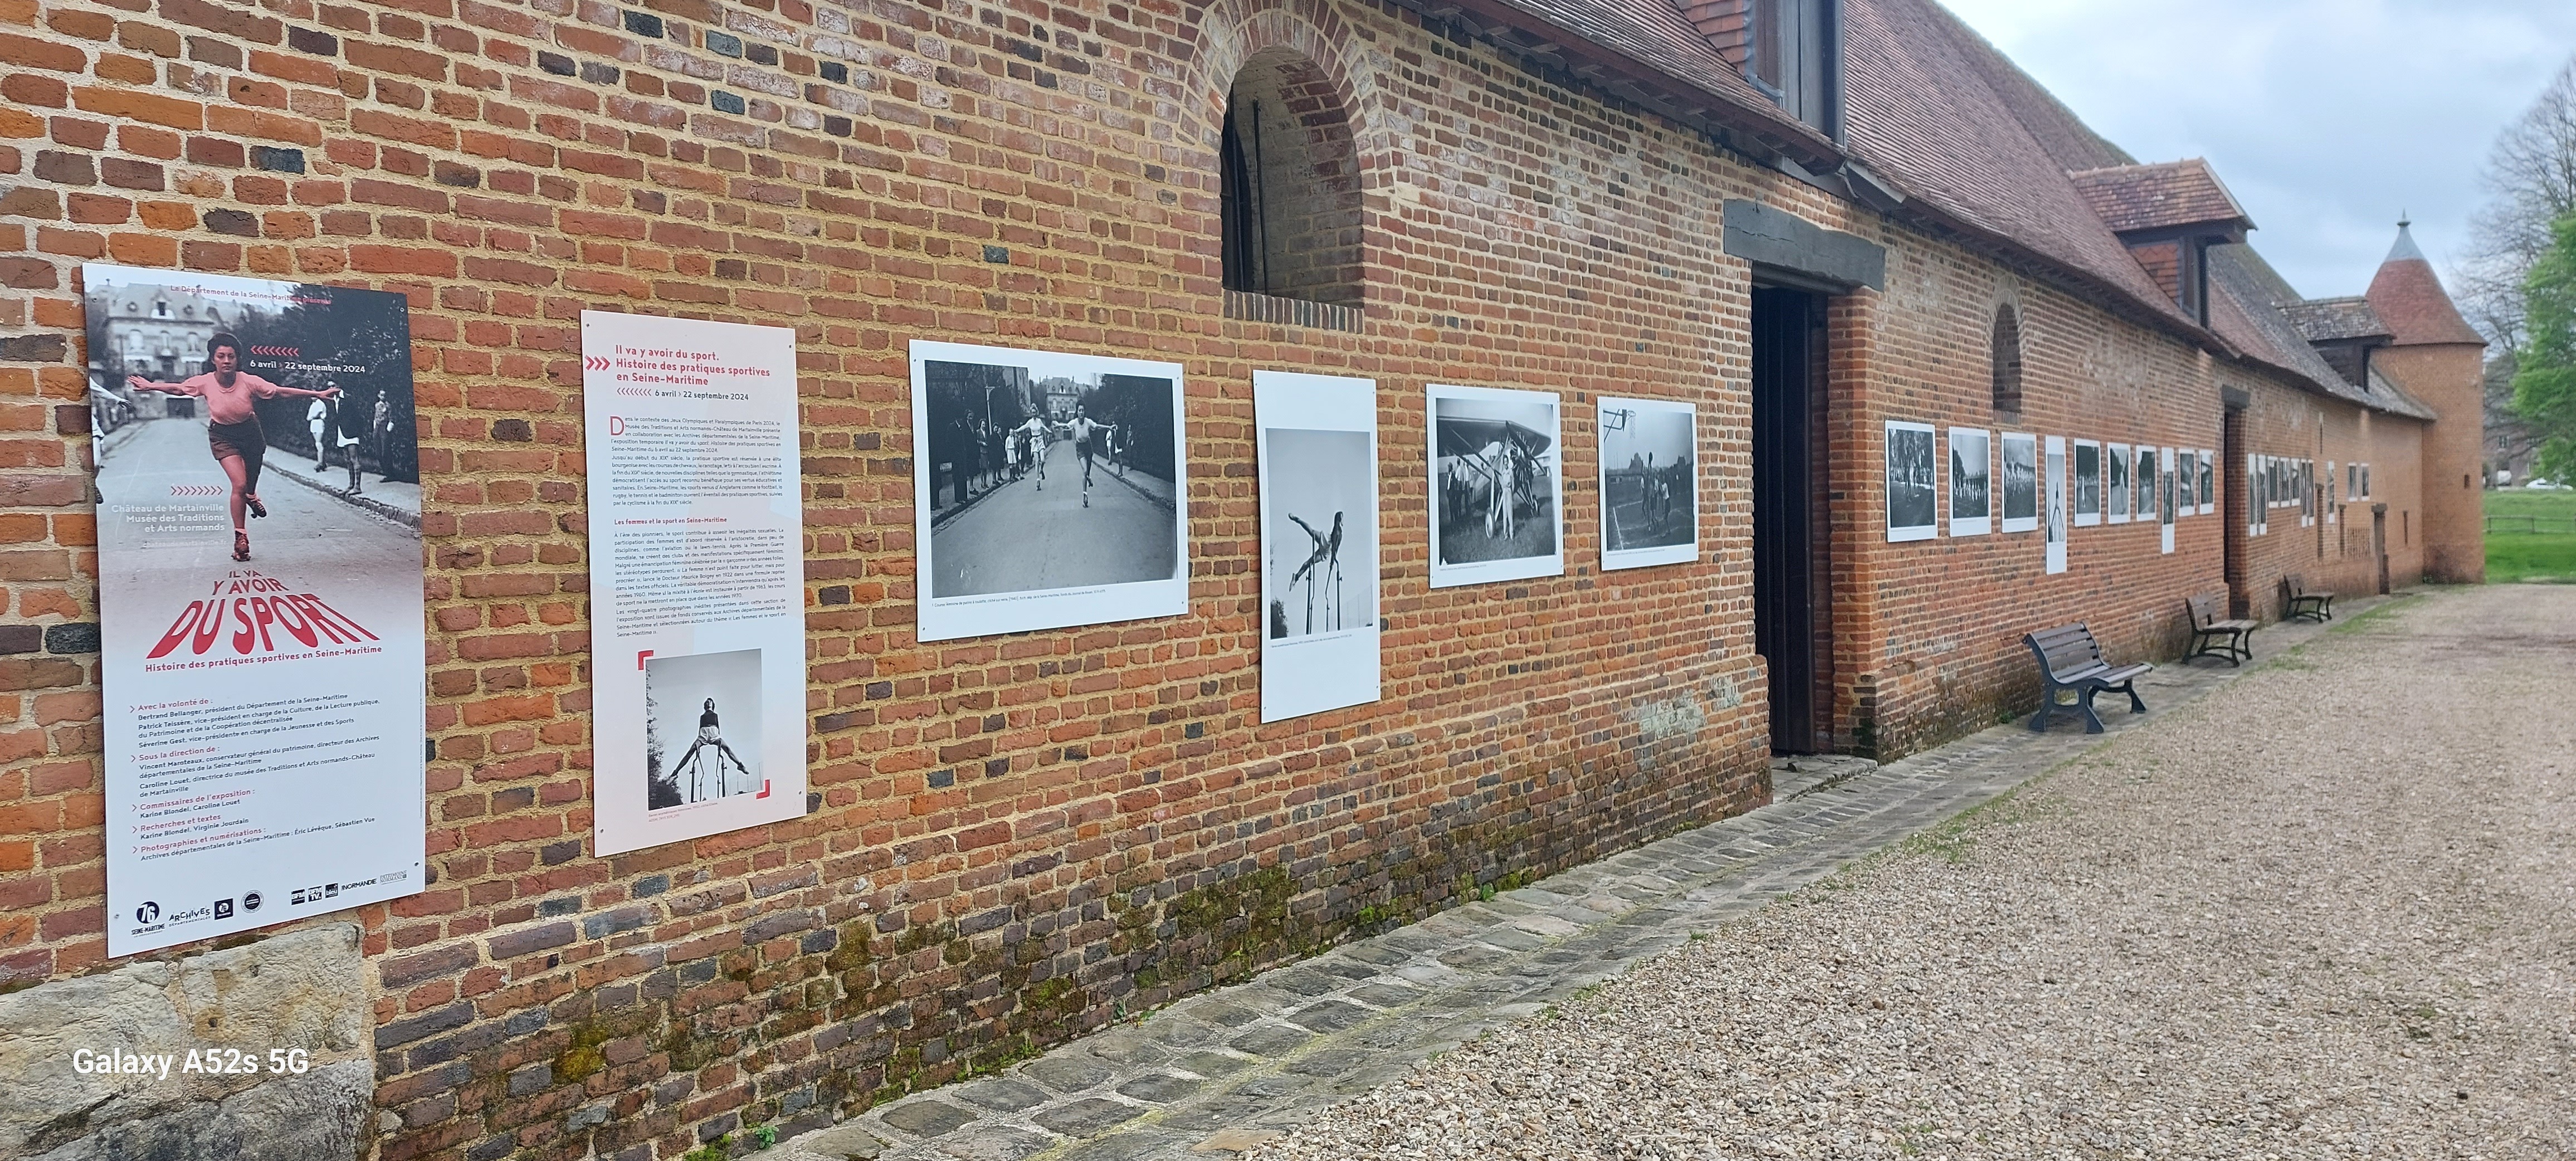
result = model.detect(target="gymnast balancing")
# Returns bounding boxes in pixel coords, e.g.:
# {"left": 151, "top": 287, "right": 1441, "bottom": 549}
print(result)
{"left": 126, "top": 331, "right": 341, "bottom": 562}
{"left": 670, "top": 697, "right": 753, "bottom": 798}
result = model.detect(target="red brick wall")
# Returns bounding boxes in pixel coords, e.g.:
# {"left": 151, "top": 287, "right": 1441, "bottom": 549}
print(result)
{"left": 0, "top": 0, "right": 2462, "bottom": 1156}
{"left": 2376, "top": 342, "right": 2485, "bottom": 583}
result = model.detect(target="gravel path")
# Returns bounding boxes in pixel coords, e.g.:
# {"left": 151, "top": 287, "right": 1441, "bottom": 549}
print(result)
{"left": 1252, "top": 587, "right": 2576, "bottom": 1160}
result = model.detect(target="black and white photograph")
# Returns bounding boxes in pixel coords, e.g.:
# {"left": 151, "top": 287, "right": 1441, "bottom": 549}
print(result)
{"left": 1430, "top": 384, "right": 1564, "bottom": 587}
{"left": 911, "top": 340, "right": 1188, "bottom": 641}
{"left": 1257, "top": 372, "right": 1382, "bottom": 722}
{"left": 1885, "top": 420, "right": 1938, "bottom": 542}
{"left": 2200, "top": 449, "right": 2217, "bottom": 513}
{"left": 2107, "top": 441, "right": 2131, "bottom": 523}
{"left": 2175, "top": 450, "right": 2197, "bottom": 519}
{"left": 2073, "top": 439, "right": 2102, "bottom": 526}
{"left": 2135, "top": 443, "right": 2158, "bottom": 523}
{"left": 2160, "top": 447, "right": 2179, "bottom": 554}
{"left": 1598, "top": 397, "right": 1698, "bottom": 569}
{"left": 2001, "top": 432, "right": 2039, "bottom": 533}
{"left": 645, "top": 648, "right": 766, "bottom": 811}
{"left": 1948, "top": 426, "right": 1992, "bottom": 536}
{"left": 2045, "top": 435, "right": 2068, "bottom": 574}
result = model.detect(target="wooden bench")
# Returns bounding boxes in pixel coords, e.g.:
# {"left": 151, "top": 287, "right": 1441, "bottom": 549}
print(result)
{"left": 2185, "top": 591, "right": 2257, "bottom": 666}
{"left": 2284, "top": 574, "right": 2334, "bottom": 622}
{"left": 2023, "top": 622, "right": 2151, "bottom": 734}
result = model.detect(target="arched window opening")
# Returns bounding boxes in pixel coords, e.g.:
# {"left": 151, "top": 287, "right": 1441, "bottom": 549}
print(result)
{"left": 1990, "top": 305, "right": 2024, "bottom": 414}
{"left": 1219, "top": 50, "right": 1363, "bottom": 310}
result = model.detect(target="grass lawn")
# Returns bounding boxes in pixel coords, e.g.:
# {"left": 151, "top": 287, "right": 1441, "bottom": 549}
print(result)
{"left": 2487, "top": 489, "right": 2576, "bottom": 583}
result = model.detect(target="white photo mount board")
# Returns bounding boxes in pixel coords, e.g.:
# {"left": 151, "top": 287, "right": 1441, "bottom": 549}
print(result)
{"left": 1428, "top": 383, "right": 1565, "bottom": 587}
{"left": 1597, "top": 396, "right": 1699, "bottom": 570}
{"left": 1257, "top": 371, "right": 1381, "bottom": 722}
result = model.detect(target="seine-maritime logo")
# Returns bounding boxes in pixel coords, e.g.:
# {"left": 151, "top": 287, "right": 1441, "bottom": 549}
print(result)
{"left": 134, "top": 901, "right": 159, "bottom": 924}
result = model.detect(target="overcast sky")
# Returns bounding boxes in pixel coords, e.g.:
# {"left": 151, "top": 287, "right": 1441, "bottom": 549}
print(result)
{"left": 1939, "top": 0, "right": 2576, "bottom": 299}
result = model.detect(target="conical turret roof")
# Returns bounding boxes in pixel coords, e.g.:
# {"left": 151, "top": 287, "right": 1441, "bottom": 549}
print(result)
{"left": 2364, "top": 221, "right": 2485, "bottom": 346}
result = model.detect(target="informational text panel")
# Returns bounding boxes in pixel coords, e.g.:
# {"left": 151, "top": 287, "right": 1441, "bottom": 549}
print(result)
{"left": 583, "top": 312, "right": 808, "bottom": 856}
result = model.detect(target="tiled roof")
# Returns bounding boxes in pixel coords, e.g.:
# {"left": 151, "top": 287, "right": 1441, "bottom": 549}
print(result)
{"left": 2278, "top": 296, "right": 2392, "bottom": 344}
{"left": 1832, "top": 0, "right": 2194, "bottom": 324}
{"left": 2207, "top": 246, "right": 2434, "bottom": 421}
{"left": 2365, "top": 225, "right": 2487, "bottom": 347}
{"left": 2067, "top": 160, "right": 2253, "bottom": 234}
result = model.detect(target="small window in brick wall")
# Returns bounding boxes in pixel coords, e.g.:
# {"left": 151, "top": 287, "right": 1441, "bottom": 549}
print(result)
{"left": 1219, "top": 51, "right": 1364, "bottom": 312}
{"left": 1990, "top": 305, "right": 2024, "bottom": 414}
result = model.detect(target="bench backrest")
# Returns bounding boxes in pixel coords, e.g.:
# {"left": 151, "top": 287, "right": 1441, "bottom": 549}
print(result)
{"left": 2284, "top": 573, "right": 2310, "bottom": 597}
{"left": 2186, "top": 592, "right": 2226, "bottom": 628}
{"left": 2024, "top": 622, "right": 2107, "bottom": 680}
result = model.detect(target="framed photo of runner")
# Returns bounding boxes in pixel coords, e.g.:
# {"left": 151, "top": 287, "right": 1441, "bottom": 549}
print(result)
{"left": 1428, "top": 384, "right": 1565, "bottom": 588}
{"left": 1257, "top": 371, "right": 1381, "bottom": 723}
{"left": 910, "top": 340, "right": 1189, "bottom": 640}
{"left": 1597, "top": 397, "right": 1698, "bottom": 570}
{"left": 84, "top": 262, "right": 426, "bottom": 955}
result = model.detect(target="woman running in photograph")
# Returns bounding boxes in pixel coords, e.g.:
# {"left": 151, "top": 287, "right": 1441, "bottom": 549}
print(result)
{"left": 1071, "top": 407, "right": 1116, "bottom": 507}
{"left": 126, "top": 332, "right": 340, "bottom": 562}
{"left": 669, "top": 696, "right": 753, "bottom": 799}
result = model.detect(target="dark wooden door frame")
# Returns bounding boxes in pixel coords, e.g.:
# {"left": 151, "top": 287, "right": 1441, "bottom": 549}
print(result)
{"left": 1750, "top": 285, "right": 1831, "bottom": 754}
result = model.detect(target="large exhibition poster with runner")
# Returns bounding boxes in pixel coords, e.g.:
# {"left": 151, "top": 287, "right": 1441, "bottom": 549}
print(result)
{"left": 910, "top": 340, "right": 1189, "bottom": 641}
{"left": 1256, "top": 371, "right": 1379, "bottom": 722}
{"left": 84, "top": 263, "right": 425, "bottom": 957}
{"left": 582, "top": 312, "right": 809, "bottom": 856}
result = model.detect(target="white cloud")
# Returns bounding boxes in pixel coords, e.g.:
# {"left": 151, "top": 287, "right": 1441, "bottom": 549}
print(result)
{"left": 1938, "top": 0, "right": 2576, "bottom": 296}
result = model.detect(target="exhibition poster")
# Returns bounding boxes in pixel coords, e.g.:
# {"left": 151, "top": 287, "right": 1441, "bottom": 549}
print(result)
{"left": 909, "top": 340, "right": 1189, "bottom": 641}
{"left": 1597, "top": 397, "right": 1698, "bottom": 570}
{"left": 1256, "top": 371, "right": 1381, "bottom": 721}
{"left": 86, "top": 263, "right": 425, "bottom": 956}
{"left": 1428, "top": 384, "right": 1564, "bottom": 587}
{"left": 582, "top": 312, "right": 809, "bottom": 856}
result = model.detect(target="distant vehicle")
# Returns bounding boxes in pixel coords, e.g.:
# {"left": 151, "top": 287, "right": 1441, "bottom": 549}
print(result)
{"left": 2526, "top": 478, "right": 2573, "bottom": 491}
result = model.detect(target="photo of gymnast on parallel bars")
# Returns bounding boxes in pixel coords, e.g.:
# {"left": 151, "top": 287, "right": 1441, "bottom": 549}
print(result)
{"left": 124, "top": 331, "right": 341, "bottom": 562}
{"left": 645, "top": 648, "right": 765, "bottom": 811}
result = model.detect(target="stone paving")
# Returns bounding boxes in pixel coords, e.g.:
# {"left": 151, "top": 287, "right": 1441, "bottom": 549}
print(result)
{"left": 778, "top": 602, "right": 2380, "bottom": 1161}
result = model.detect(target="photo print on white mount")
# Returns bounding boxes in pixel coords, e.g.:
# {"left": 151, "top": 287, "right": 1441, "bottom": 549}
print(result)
{"left": 2000, "top": 431, "right": 2038, "bottom": 534}
{"left": 645, "top": 648, "right": 765, "bottom": 811}
{"left": 2135, "top": 443, "right": 2157, "bottom": 523}
{"left": 1429, "top": 384, "right": 1564, "bottom": 588}
{"left": 1885, "top": 420, "right": 1938, "bottom": 542}
{"left": 1948, "top": 426, "right": 1992, "bottom": 537}
{"left": 2072, "top": 439, "right": 2102, "bottom": 527}
{"left": 2160, "top": 446, "right": 2178, "bottom": 554}
{"left": 2199, "top": 449, "right": 2216, "bottom": 513}
{"left": 2044, "top": 435, "right": 2068, "bottom": 574}
{"left": 1597, "top": 397, "right": 1698, "bottom": 569}
{"left": 2176, "top": 450, "right": 2197, "bottom": 519}
{"left": 911, "top": 340, "right": 1189, "bottom": 641}
{"left": 2107, "top": 441, "right": 2131, "bottom": 524}
{"left": 1256, "top": 371, "right": 1381, "bottom": 723}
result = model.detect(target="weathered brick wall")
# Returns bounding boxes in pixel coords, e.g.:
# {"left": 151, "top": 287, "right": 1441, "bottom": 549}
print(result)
{"left": 0, "top": 0, "right": 1816, "bottom": 1155}
{"left": 0, "top": 0, "right": 2463, "bottom": 1157}
{"left": 1826, "top": 238, "right": 2241, "bottom": 757}
{"left": 2377, "top": 342, "right": 2485, "bottom": 583}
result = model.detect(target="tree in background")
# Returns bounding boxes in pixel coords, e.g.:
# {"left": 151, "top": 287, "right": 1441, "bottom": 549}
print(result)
{"left": 2462, "top": 56, "right": 2576, "bottom": 478}
{"left": 2513, "top": 212, "right": 2576, "bottom": 482}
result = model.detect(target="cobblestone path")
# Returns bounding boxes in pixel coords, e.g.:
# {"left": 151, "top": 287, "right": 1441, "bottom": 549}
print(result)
{"left": 783, "top": 592, "right": 2457, "bottom": 1161}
